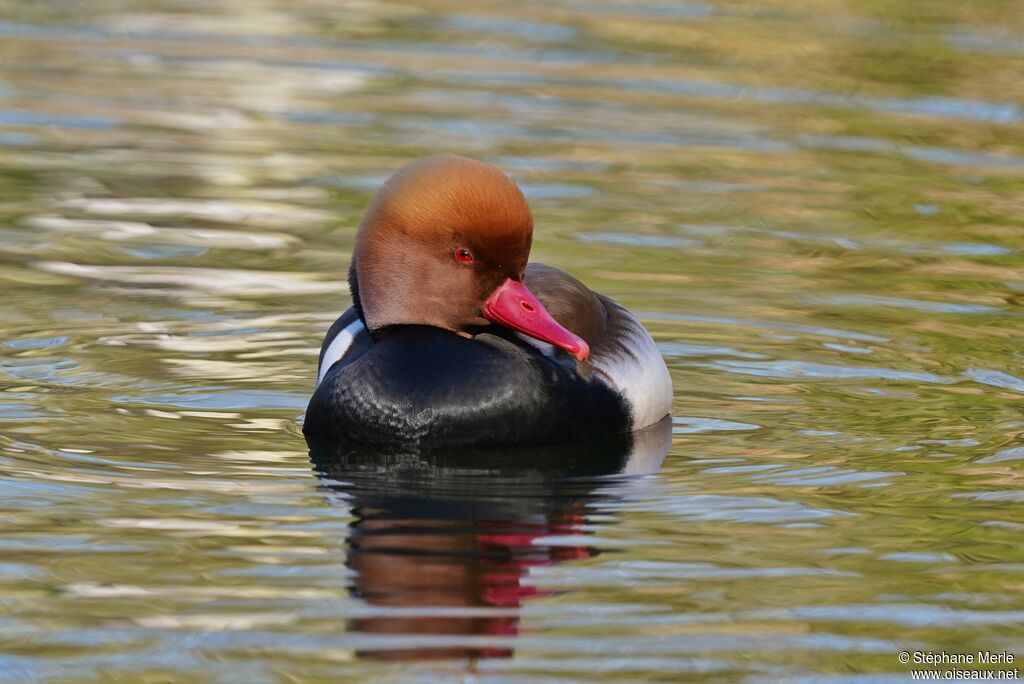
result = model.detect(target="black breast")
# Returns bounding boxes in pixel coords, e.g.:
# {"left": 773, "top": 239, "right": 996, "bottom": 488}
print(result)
{"left": 303, "top": 326, "right": 630, "bottom": 449}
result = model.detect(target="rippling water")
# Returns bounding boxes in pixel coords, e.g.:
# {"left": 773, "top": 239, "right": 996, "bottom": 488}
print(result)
{"left": 2, "top": 1, "right": 1023, "bottom": 681}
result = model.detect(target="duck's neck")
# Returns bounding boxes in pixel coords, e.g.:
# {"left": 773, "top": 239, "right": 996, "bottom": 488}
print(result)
{"left": 348, "top": 262, "right": 397, "bottom": 341}
{"left": 347, "top": 261, "right": 365, "bottom": 325}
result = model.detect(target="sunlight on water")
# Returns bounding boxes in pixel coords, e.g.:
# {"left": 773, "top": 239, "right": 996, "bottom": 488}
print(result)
{"left": 1, "top": 0, "right": 1023, "bottom": 681}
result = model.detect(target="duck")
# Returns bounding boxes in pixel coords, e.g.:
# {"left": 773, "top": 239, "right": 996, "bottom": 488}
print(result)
{"left": 304, "top": 155, "right": 672, "bottom": 450}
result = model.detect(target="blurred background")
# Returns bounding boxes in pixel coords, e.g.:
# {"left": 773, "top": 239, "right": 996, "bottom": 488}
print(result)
{"left": 1, "top": 0, "right": 1023, "bottom": 681}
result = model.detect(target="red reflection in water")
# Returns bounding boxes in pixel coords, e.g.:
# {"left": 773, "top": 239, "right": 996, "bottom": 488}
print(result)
{"left": 349, "top": 503, "right": 595, "bottom": 661}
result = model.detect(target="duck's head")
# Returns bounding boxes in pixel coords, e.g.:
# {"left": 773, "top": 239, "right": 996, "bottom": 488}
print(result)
{"left": 350, "top": 155, "right": 589, "bottom": 361}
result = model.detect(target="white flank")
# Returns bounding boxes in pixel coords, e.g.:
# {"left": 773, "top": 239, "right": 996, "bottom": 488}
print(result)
{"left": 514, "top": 332, "right": 557, "bottom": 359}
{"left": 592, "top": 313, "right": 673, "bottom": 431}
{"left": 316, "top": 319, "right": 365, "bottom": 388}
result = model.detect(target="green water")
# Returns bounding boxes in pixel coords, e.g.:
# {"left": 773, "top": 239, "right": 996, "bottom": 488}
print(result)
{"left": 1, "top": 0, "right": 1023, "bottom": 681}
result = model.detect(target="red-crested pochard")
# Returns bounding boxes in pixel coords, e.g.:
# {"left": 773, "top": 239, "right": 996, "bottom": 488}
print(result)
{"left": 304, "top": 155, "right": 672, "bottom": 449}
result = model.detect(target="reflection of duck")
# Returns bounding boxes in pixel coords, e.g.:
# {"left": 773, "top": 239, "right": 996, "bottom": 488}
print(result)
{"left": 309, "top": 417, "right": 671, "bottom": 661}
{"left": 304, "top": 155, "right": 672, "bottom": 449}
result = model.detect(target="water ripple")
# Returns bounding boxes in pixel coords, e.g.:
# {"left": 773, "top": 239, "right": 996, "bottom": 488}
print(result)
{"left": 708, "top": 359, "right": 953, "bottom": 384}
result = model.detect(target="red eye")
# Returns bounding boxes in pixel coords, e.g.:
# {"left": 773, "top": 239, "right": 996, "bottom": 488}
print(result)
{"left": 454, "top": 248, "right": 474, "bottom": 264}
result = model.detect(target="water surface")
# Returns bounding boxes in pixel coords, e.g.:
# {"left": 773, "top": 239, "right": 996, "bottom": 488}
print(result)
{"left": 1, "top": 0, "right": 1023, "bottom": 681}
